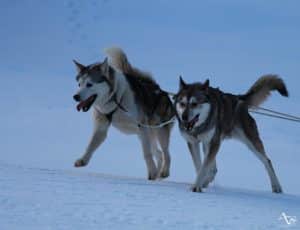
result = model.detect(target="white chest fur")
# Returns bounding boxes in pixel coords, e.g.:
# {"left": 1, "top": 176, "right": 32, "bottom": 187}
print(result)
{"left": 181, "top": 126, "right": 216, "bottom": 144}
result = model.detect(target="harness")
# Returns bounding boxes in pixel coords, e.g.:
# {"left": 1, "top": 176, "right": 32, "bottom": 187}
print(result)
{"left": 101, "top": 93, "right": 127, "bottom": 122}
{"left": 96, "top": 71, "right": 176, "bottom": 127}
{"left": 101, "top": 90, "right": 176, "bottom": 128}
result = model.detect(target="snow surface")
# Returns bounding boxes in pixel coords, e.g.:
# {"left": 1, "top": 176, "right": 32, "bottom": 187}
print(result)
{"left": 1, "top": 162, "right": 300, "bottom": 230}
{"left": 1, "top": 0, "right": 300, "bottom": 229}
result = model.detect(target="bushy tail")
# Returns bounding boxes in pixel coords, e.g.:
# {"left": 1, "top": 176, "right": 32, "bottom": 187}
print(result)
{"left": 240, "top": 74, "right": 288, "bottom": 107}
{"left": 105, "top": 47, "right": 132, "bottom": 74}
{"left": 104, "top": 47, "right": 173, "bottom": 121}
{"left": 105, "top": 47, "right": 153, "bottom": 80}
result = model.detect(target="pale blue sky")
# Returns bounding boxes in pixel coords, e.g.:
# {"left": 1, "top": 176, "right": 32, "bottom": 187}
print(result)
{"left": 1, "top": 1, "right": 299, "bottom": 83}
{"left": 1, "top": 0, "right": 299, "bottom": 110}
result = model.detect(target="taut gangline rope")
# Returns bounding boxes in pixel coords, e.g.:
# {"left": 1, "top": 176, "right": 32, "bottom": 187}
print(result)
{"left": 130, "top": 105, "right": 300, "bottom": 129}
{"left": 250, "top": 106, "right": 300, "bottom": 123}
{"left": 115, "top": 91, "right": 300, "bottom": 128}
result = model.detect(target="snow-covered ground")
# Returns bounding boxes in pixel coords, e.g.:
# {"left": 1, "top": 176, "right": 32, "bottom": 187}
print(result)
{"left": 1, "top": 162, "right": 299, "bottom": 230}
{"left": 1, "top": 1, "right": 300, "bottom": 229}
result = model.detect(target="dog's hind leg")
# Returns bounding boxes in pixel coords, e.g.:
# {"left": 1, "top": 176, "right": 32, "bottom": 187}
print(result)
{"left": 236, "top": 115, "right": 283, "bottom": 193}
{"left": 152, "top": 148, "right": 163, "bottom": 176}
{"left": 155, "top": 124, "right": 172, "bottom": 179}
{"left": 74, "top": 110, "right": 110, "bottom": 167}
{"left": 139, "top": 127, "right": 158, "bottom": 180}
{"left": 148, "top": 132, "right": 163, "bottom": 175}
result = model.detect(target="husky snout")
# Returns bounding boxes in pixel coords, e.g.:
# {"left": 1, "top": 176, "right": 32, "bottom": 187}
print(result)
{"left": 182, "top": 110, "right": 189, "bottom": 122}
{"left": 182, "top": 114, "right": 200, "bottom": 131}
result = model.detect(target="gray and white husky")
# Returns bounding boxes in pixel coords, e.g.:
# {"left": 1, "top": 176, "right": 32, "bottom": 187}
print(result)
{"left": 174, "top": 75, "right": 288, "bottom": 193}
{"left": 72, "top": 47, "right": 174, "bottom": 180}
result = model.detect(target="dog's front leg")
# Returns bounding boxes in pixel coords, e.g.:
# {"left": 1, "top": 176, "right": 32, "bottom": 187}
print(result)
{"left": 74, "top": 110, "right": 110, "bottom": 167}
{"left": 202, "top": 142, "right": 218, "bottom": 188}
{"left": 191, "top": 136, "right": 221, "bottom": 192}
{"left": 139, "top": 127, "right": 158, "bottom": 180}
{"left": 187, "top": 141, "right": 202, "bottom": 174}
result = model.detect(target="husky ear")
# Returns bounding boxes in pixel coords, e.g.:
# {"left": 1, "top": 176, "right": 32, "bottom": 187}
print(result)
{"left": 101, "top": 57, "right": 110, "bottom": 75}
{"left": 179, "top": 75, "right": 187, "bottom": 90}
{"left": 73, "top": 60, "right": 86, "bottom": 72}
{"left": 203, "top": 79, "right": 210, "bottom": 92}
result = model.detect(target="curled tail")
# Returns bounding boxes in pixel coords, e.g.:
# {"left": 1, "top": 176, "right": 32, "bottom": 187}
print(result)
{"left": 104, "top": 47, "right": 174, "bottom": 121}
{"left": 240, "top": 74, "right": 288, "bottom": 107}
{"left": 105, "top": 47, "right": 132, "bottom": 74}
{"left": 104, "top": 46, "right": 153, "bottom": 80}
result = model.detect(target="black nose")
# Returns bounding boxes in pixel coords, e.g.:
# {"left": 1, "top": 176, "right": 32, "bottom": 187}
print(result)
{"left": 182, "top": 113, "right": 188, "bottom": 122}
{"left": 73, "top": 94, "right": 80, "bottom": 102}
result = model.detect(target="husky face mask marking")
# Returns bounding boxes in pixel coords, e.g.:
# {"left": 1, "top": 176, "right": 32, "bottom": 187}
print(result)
{"left": 73, "top": 58, "right": 112, "bottom": 112}
{"left": 174, "top": 76, "right": 211, "bottom": 131}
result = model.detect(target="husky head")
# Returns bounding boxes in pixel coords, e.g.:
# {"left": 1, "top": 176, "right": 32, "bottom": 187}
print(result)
{"left": 73, "top": 58, "right": 114, "bottom": 112}
{"left": 174, "top": 76, "right": 211, "bottom": 131}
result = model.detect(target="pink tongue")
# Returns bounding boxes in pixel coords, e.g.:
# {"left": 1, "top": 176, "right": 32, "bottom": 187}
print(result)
{"left": 76, "top": 95, "right": 95, "bottom": 111}
{"left": 188, "top": 115, "right": 199, "bottom": 128}
{"left": 76, "top": 101, "right": 85, "bottom": 111}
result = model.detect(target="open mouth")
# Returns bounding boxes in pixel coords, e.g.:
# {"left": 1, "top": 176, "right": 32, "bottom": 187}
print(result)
{"left": 185, "top": 114, "right": 200, "bottom": 131}
{"left": 76, "top": 94, "right": 97, "bottom": 112}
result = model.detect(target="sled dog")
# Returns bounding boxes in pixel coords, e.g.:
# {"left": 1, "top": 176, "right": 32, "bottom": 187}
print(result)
{"left": 174, "top": 75, "right": 288, "bottom": 193}
{"left": 73, "top": 47, "right": 174, "bottom": 180}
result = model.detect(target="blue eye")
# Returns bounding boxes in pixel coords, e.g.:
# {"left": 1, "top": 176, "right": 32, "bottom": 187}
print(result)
{"left": 86, "top": 83, "right": 93, "bottom": 88}
{"left": 191, "top": 102, "right": 197, "bottom": 108}
{"left": 180, "top": 102, "right": 186, "bottom": 107}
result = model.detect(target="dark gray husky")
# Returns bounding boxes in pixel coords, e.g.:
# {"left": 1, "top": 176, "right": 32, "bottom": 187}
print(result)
{"left": 174, "top": 75, "right": 288, "bottom": 193}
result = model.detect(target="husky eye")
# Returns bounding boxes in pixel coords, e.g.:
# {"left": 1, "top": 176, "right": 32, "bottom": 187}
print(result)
{"left": 179, "top": 102, "right": 186, "bottom": 107}
{"left": 190, "top": 102, "right": 197, "bottom": 108}
{"left": 86, "top": 83, "right": 93, "bottom": 88}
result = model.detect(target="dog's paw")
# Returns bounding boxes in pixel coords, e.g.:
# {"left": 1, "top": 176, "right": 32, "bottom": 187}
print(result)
{"left": 158, "top": 170, "right": 170, "bottom": 179}
{"left": 190, "top": 185, "right": 202, "bottom": 193}
{"left": 202, "top": 174, "right": 216, "bottom": 188}
{"left": 147, "top": 175, "right": 156, "bottom": 180}
{"left": 74, "top": 158, "right": 88, "bottom": 167}
{"left": 202, "top": 180, "right": 210, "bottom": 188}
{"left": 272, "top": 185, "right": 283, "bottom": 194}
{"left": 147, "top": 171, "right": 158, "bottom": 180}
{"left": 202, "top": 167, "right": 218, "bottom": 188}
